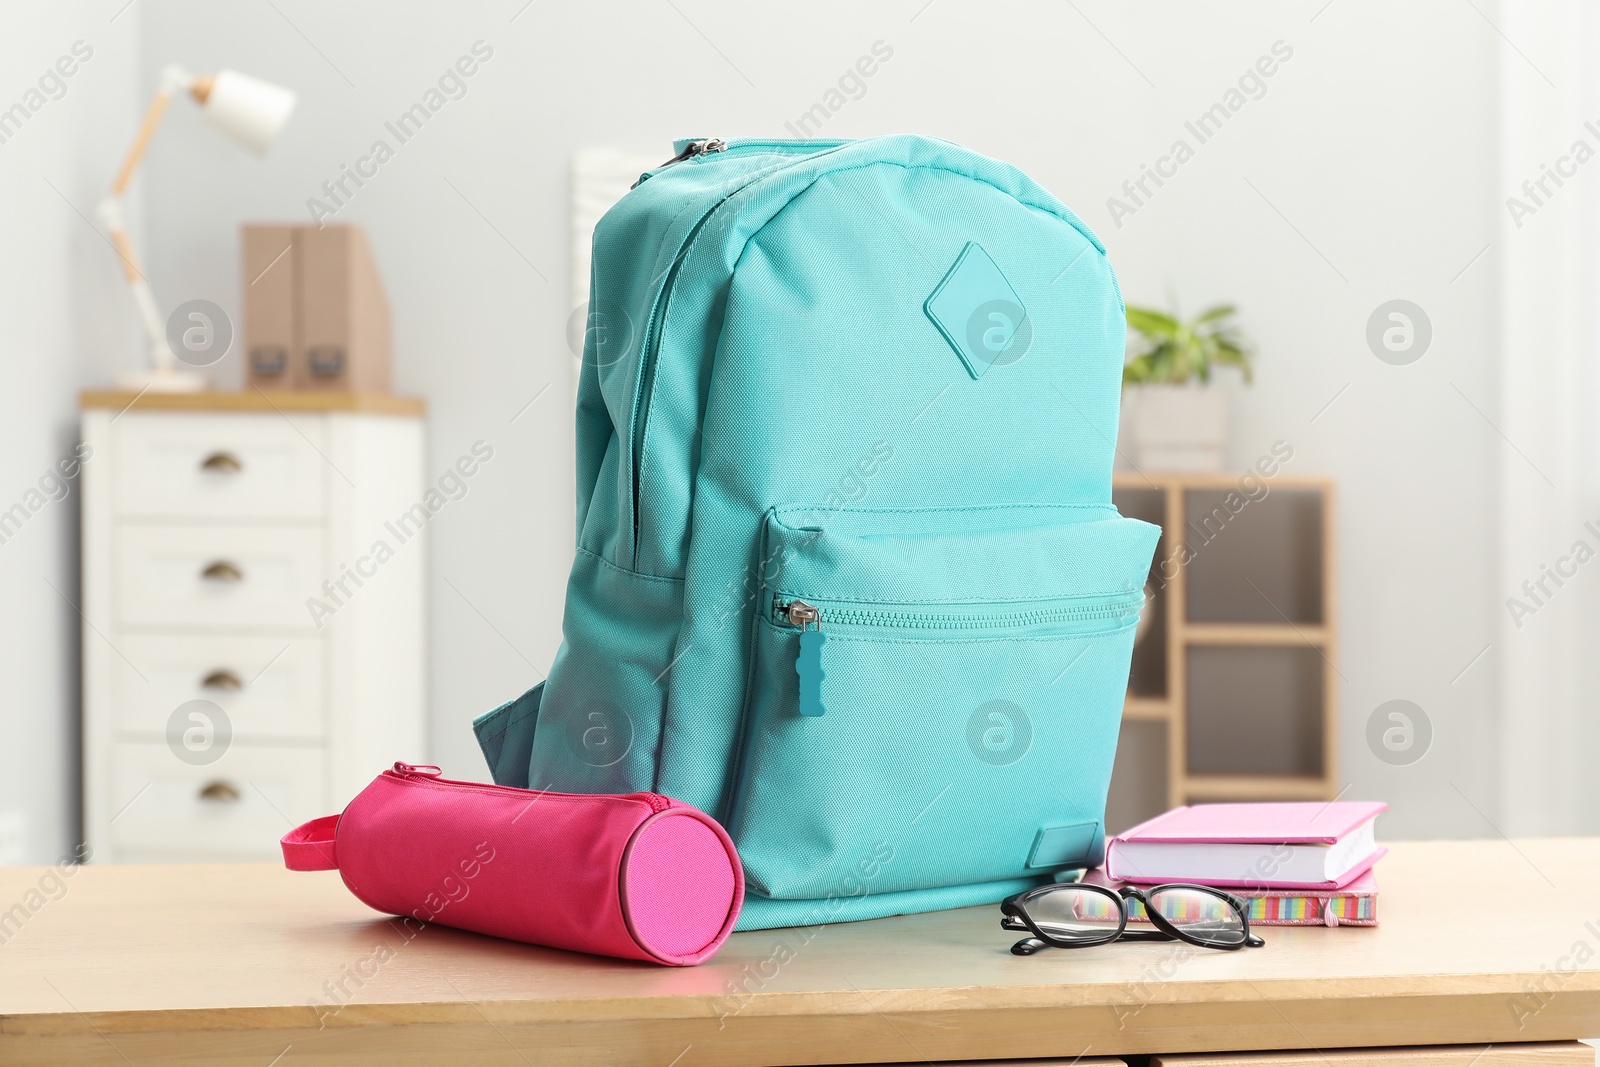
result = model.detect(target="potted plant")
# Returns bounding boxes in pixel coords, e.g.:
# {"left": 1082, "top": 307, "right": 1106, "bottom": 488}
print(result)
{"left": 1121, "top": 303, "right": 1253, "bottom": 471}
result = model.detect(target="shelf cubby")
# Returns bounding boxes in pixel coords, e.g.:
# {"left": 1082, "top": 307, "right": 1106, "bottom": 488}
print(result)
{"left": 1183, "top": 486, "right": 1325, "bottom": 625}
{"left": 1117, "top": 486, "right": 1169, "bottom": 700}
{"left": 1105, "top": 719, "right": 1170, "bottom": 835}
{"left": 1110, "top": 473, "right": 1337, "bottom": 831}
{"left": 1186, "top": 645, "right": 1326, "bottom": 777}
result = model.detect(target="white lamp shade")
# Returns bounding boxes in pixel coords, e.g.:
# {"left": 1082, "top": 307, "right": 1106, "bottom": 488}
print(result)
{"left": 202, "top": 70, "right": 296, "bottom": 154}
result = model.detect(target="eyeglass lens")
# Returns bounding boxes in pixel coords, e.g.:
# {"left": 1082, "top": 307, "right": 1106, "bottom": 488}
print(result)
{"left": 1145, "top": 886, "right": 1248, "bottom": 945}
{"left": 1023, "top": 886, "right": 1122, "bottom": 941}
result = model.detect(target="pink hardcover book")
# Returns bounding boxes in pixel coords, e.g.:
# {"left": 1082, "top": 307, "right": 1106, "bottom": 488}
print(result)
{"left": 1105, "top": 801, "right": 1387, "bottom": 889}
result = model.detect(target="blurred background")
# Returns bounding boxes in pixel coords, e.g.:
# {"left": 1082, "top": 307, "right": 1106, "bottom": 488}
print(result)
{"left": 2, "top": 0, "right": 1594, "bottom": 867}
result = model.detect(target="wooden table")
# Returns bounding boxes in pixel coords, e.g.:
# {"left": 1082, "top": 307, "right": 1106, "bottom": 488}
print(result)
{"left": 1, "top": 839, "right": 1597, "bottom": 1065}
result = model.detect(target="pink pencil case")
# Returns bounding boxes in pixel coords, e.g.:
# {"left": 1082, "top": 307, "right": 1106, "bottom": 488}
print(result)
{"left": 281, "top": 762, "right": 743, "bottom": 966}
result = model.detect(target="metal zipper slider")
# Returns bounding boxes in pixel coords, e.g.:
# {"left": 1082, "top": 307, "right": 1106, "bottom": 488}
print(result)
{"left": 633, "top": 138, "right": 728, "bottom": 188}
{"left": 781, "top": 600, "right": 828, "bottom": 718}
{"left": 666, "top": 138, "right": 727, "bottom": 166}
{"left": 393, "top": 762, "right": 442, "bottom": 778}
{"left": 782, "top": 599, "right": 821, "bottom": 629}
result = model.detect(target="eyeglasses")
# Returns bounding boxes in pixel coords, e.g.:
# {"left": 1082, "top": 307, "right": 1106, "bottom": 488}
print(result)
{"left": 1000, "top": 882, "right": 1266, "bottom": 955}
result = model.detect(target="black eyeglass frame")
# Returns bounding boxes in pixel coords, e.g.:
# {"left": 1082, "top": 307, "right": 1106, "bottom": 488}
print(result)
{"left": 1000, "top": 881, "right": 1266, "bottom": 954}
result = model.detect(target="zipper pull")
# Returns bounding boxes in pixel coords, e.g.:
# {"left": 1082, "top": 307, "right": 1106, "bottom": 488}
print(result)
{"left": 632, "top": 138, "right": 728, "bottom": 188}
{"left": 661, "top": 138, "right": 727, "bottom": 167}
{"left": 393, "top": 762, "right": 442, "bottom": 778}
{"left": 781, "top": 598, "right": 820, "bottom": 629}
{"left": 781, "top": 599, "right": 827, "bottom": 718}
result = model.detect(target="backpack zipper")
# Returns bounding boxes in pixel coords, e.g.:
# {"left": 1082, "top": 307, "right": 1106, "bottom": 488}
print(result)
{"left": 626, "top": 139, "right": 854, "bottom": 569}
{"left": 637, "top": 138, "right": 854, "bottom": 185}
{"left": 784, "top": 600, "right": 827, "bottom": 718}
{"left": 631, "top": 138, "right": 729, "bottom": 189}
{"left": 655, "top": 138, "right": 728, "bottom": 169}
{"left": 770, "top": 593, "right": 1145, "bottom": 631}
{"left": 389, "top": 762, "right": 672, "bottom": 812}
{"left": 770, "top": 592, "right": 1143, "bottom": 720}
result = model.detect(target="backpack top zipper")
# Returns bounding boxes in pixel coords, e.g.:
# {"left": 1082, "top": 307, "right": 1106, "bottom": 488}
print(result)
{"left": 658, "top": 138, "right": 728, "bottom": 167}
{"left": 625, "top": 139, "right": 856, "bottom": 568}
{"left": 631, "top": 139, "right": 727, "bottom": 188}
{"left": 633, "top": 137, "right": 854, "bottom": 188}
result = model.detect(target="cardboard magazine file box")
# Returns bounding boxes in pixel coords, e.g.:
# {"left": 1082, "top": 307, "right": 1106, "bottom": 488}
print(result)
{"left": 242, "top": 222, "right": 392, "bottom": 392}
{"left": 242, "top": 223, "right": 299, "bottom": 387}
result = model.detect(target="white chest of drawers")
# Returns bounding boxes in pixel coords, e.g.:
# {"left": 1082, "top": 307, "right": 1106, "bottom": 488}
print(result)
{"left": 80, "top": 391, "right": 428, "bottom": 863}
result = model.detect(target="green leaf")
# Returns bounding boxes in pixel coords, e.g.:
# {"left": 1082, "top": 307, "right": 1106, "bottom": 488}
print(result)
{"left": 1122, "top": 300, "right": 1254, "bottom": 385}
{"left": 1194, "top": 303, "right": 1238, "bottom": 324}
{"left": 1122, "top": 353, "right": 1159, "bottom": 385}
{"left": 1126, "top": 306, "right": 1181, "bottom": 337}
{"left": 1213, "top": 343, "right": 1253, "bottom": 383}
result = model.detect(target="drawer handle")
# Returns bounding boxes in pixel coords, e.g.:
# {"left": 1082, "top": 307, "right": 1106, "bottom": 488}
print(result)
{"left": 198, "top": 781, "right": 241, "bottom": 803}
{"left": 201, "top": 561, "right": 244, "bottom": 583}
{"left": 201, "top": 669, "right": 243, "bottom": 691}
{"left": 200, "top": 451, "right": 243, "bottom": 474}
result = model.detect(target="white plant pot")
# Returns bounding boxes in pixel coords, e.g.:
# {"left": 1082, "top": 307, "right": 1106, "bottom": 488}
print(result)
{"left": 1123, "top": 383, "right": 1229, "bottom": 472}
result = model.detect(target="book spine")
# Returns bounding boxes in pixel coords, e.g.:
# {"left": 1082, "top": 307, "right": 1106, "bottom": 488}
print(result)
{"left": 1252, "top": 894, "right": 1375, "bottom": 923}
{"left": 1126, "top": 894, "right": 1376, "bottom": 925}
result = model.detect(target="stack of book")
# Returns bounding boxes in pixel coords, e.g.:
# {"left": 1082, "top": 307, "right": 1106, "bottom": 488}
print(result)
{"left": 1089, "top": 801, "right": 1387, "bottom": 927}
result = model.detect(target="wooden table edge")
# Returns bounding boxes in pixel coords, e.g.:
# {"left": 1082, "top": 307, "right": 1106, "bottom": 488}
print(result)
{"left": 5, "top": 979, "right": 1597, "bottom": 1049}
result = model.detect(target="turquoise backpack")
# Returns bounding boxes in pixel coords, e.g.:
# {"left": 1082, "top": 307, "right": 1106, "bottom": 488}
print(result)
{"left": 473, "top": 135, "right": 1160, "bottom": 930}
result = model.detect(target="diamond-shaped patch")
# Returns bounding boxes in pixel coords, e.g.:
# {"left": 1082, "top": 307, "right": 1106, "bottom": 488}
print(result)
{"left": 924, "top": 242, "right": 1030, "bottom": 379}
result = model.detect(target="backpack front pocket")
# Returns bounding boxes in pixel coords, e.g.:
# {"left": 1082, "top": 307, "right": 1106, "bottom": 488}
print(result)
{"left": 728, "top": 505, "right": 1160, "bottom": 901}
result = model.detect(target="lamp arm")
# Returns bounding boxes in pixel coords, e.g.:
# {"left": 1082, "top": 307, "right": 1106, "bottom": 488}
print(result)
{"left": 110, "top": 64, "right": 194, "bottom": 196}
{"left": 112, "top": 92, "right": 169, "bottom": 197}
{"left": 99, "top": 206, "right": 170, "bottom": 366}
{"left": 99, "top": 66, "right": 195, "bottom": 374}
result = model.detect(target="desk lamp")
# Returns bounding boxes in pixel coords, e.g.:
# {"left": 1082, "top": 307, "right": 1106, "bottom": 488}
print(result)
{"left": 100, "top": 66, "right": 296, "bottom": 391}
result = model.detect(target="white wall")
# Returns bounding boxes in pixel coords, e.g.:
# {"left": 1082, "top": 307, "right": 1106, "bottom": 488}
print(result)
{"left": 0, "top": 4, "right": 145, "bottom": 863}
{"left": 1495, "top": 2, "right": 1600, "bottom": 837}
{"left": 108, "top": 0, "right": 1505, "bottom": 840}
{"left": 1070, "top": 2, "right": 1505, "bottom": 839}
